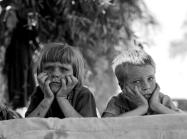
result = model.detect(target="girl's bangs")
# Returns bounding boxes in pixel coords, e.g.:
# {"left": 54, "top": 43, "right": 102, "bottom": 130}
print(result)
{"left": 42, "top": 47, "right": 74, "bottom": 64}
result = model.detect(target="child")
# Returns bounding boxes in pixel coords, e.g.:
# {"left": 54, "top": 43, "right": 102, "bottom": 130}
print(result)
{"left": 102, "top": 44, "right": 181, "bottom": 117}
{"left": 0, "top": 103, "right": 22, "bottom": 120}
{"left": 25, "top": 43, "right": 97, "bottom": 118}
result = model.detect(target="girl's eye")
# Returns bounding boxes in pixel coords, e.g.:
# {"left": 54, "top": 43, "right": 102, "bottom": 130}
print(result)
{"left": 60, "top": 68, "right": 68, "bottom": 73}
{"left": 43, "top": 66, "right": 53, "bottom": 72}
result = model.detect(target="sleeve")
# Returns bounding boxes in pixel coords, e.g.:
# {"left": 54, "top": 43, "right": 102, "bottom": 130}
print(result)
{"left": 160, "top": 94, "right": 180, "bottom": 112}
{"left": 102, "top": 96, "right": 121, "bottom": 117}
{"left": 25, "top": 88, "right": 43, "bottom": 117}
{"left": 74, "top": 88, "right": 97, "bottom": 117}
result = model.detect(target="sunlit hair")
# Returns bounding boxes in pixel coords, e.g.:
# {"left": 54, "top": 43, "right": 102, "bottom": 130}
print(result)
{"left": 113, "top": 46, "right": 156, "bottom": 87}
{"left": 37, "top": 43, "right": 85, "bottom": 86}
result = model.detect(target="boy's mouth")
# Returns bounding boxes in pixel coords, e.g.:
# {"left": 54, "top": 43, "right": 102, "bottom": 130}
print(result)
{"left": 143, "top": 94, "right": 152, "bottom": 99}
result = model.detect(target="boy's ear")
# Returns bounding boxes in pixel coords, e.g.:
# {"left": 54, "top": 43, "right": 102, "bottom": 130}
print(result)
{"left": 119, "top": 82, "right": 124, "bottom": 90}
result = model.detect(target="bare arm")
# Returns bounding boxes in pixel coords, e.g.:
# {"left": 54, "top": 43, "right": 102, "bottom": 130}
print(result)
{"left": 27, "top": 72, "right": 54, "bottom": 117}
{"left": 103, "top": 105, "right": 148, "bottom": 117}
{"left": 150, "top": 84, "right": 182, "bottom": 114}
{"left": 103, "top": 86, "right": 148, "bottom": 118}
{"left": 57, "top": 97, "right": 82, "bottom": 118}
{"left": 118, "top": 86, "right": 148, "bottom": 117}
{"left": 27, "top": 98, "right": 54, "bottom": 117}
{"left": 56, "top": 75, "right": 82, "bottom": 118}
{"left": 151, "top": 103, "right": 178, "bottom": 114}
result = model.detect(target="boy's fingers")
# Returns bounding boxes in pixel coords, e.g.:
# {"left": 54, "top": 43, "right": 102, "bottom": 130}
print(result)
{"left": 133, "top": 86, "right": 141, "bottom": 95}
{"left": 125, "top": 86, "right": 133, "bottom": 94}
{"left": 126, "top": 86, "right": 138, "bottom": 96}
{"left": 125, "top": 87, "right": 136, "bottom": 98}
{"left": 162, "top": 95, "right": 169, "bottom": 105}
{"left": 154, "top": 83, "right": 160, "bottom": 93}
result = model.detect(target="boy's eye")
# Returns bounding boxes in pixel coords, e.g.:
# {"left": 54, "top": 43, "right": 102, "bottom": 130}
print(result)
{"left": 148, "top": 77, "right": 154, "bottom": 81}
{"left": 132, "top": 80, "right": 141, "bottom": 84}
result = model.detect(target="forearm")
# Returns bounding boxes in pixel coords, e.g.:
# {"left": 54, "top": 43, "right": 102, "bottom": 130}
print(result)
{"left": 152, "top": 103, "right": 179, "bottom": 114}
{"left": 57, "top": 97, "right": 82, "bottom": 118}
{"left": 27, "top": 98, "right": 53, "bottom": 117}
{"left": 118, "top": 105, "right": 148, "bottom": 117}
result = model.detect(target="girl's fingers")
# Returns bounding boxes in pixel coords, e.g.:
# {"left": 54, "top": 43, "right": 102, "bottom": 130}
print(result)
{"left": 38, "top": 72, "right": 48, "bottom": 83}
{"left": 66, "top": 76, "right": 72, "bottom": 86}
{"left": 61, "top": 77, "right": 66, "bottom": 88}
{"left": 70, "top": 75, "right": 78, "bottom": 86}
{"left": 45, "top": 79, "right": 51, "bottom": 90}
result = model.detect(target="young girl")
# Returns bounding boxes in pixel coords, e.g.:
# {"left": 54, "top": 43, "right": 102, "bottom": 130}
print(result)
{"left": 25, "top": 43, "right": 97, "bottom": 118}
{"left": 102, "top": 42, "right": 182, "bottom": 117}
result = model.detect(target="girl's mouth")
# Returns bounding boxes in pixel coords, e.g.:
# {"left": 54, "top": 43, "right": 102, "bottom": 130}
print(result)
{"left": 49, "top": 82, "right": 61, "bottom": 93}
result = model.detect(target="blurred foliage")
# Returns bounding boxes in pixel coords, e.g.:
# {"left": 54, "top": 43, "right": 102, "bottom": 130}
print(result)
{"left": 170, "top": 38, "right": 187, "bottom": 58}
{"left": 0, "top": 0, "right": 156, "bottom": 71}
{"left": 170, "top": 17, "right": 187, "bottom": 58}
{"left": 0, "top": 0, "right": 157, "bottom": 112}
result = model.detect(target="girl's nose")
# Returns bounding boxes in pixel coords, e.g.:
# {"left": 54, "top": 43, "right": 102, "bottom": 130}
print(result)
{"left": 51, "top": 68, "right": 61, "bottom": 77}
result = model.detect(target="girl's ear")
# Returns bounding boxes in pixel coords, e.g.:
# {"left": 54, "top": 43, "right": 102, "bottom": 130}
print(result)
{"left": 37, "top": 68, "right": 41, "bottom": 76}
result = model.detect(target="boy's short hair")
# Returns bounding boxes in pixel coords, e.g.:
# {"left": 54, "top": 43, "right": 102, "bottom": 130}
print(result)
{"left": 112, "top": 46, "right": 155, "bottom": 86}
{"left": 37, "top": 43, "right": 85, "bottom": 86}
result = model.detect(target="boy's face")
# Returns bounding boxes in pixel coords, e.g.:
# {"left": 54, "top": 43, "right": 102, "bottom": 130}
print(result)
{"left": 42, "top": 62, "right": 73, "bottom": 93}
{"left": 123, "top": 64, "right": 156, "bottom": 100}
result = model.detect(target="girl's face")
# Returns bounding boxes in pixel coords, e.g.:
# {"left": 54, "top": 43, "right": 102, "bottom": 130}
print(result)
{"left": 42, "top": 62, "right": 73, "bottom": 93}
{"left": 124, "top": 64, "right": 156, "bottom": 100}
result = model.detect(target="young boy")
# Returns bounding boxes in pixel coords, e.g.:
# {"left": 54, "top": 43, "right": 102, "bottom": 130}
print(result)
{"left": 25, "top": 43, "right": 97, "bottom": 118}
{"left": 102, "top": 44, "right": 181, "bottom": 117}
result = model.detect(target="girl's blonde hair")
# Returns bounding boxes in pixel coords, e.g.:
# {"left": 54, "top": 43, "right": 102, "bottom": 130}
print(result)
{"left": 37, "top": 43, "right": 85, "bottom": 86}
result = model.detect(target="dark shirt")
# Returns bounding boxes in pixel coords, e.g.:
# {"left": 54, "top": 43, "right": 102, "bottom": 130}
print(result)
{"left": 102, "top": 92, "right": 179, "bottom": 117}
{"left": 25, "top": 86, "right": 97, "bottom": 118}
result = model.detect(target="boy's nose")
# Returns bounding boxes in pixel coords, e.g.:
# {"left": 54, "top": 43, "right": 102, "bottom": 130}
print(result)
{"left": 142, "top": 81, "right": 150, "bottom": 91}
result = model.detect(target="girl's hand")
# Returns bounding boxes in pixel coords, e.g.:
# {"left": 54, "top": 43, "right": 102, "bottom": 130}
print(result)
{"left": 56, "top": 75, "right": 78, "bottom": 98}
{"left": 123, "top": 86, "right": 148, "bottom": 109}
{"left": 37, "top": 72, "right": 54, "bottom": 99}
{"left": 149, "top": 84, "right": 161, "bottom": 111}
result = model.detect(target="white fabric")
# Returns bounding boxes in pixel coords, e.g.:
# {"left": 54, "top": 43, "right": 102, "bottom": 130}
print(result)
{"left": 0, "top": 114, "right": 187, "bottom": 139}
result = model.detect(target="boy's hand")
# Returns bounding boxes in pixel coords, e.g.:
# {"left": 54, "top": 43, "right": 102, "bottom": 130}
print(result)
{"left": 149, "top": 84, "right": 161, "bottom": 111}
{"left": 56, "top": 75, "right": 78, "bottom": 98}
{"left": 123, "top": 86, "right": 148, "bottom": 109}
{"left": 37, "top": 72, "right": 54, "bottom": 99}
